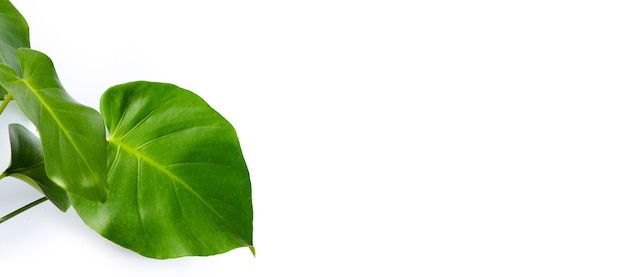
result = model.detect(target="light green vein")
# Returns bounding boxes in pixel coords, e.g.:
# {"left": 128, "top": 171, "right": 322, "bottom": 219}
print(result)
{"left": 20, "top": 79, "right": 102, "bottom": 190}
{"left": 108, "top": 136, "right": 245, "bottom": 241}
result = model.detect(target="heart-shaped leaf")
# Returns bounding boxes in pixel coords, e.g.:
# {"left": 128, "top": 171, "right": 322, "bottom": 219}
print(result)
{"left": 2, "top": 123, "right": 70, "bottom": 211}
{"left": 72, "top": 81, "right": 253, "bottom": 258}
{"left": 1, "top": 48, "right": 108, "bottom": 202}
{"left": 0, "top": 0, "right": 30, "bottom": 98}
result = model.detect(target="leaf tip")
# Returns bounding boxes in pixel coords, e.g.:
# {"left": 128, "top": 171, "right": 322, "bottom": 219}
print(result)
{"left": 249, "top": 245, "right": 256, "bottom": 257}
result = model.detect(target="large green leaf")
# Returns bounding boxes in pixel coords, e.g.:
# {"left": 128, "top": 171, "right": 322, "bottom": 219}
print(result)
{"left": 72, "top": 81, "right": 253, "bottom": 258}
{"left": 2, "top": 124, "right": 70, "bottom": 211}
{"left": 1, "top": 48, "right": 108, "bottom": 202}
{"left": 0, "top": 0, "right": 30, "bottom": 98}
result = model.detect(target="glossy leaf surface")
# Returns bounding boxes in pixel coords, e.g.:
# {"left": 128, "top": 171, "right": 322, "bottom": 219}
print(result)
{"left": 2, "top": 48, "right": 108, "bottom": 202}
{"left": 72, "top": 81, "right": 253, "bottom": 258}
{"left": 3, "top": 124, "right": 70, "bottom": 211}
{"left": 0, "top": 0, "right": 30, "bottom": 98}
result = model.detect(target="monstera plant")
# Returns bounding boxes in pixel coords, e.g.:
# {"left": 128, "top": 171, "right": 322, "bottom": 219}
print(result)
{"left": 0, "top": 0, "right": 254, "bottom": 259}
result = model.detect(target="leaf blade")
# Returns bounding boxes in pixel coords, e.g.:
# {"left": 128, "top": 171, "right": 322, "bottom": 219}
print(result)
{"left": 0, "top": 0, "right": 30, "bottom": 97}
{"left": 4, "top": 48, "right": 108, "bottom": 202}
{"left": 0, "top": 0, "right": 29, "bottom": 49}
{"left": 73, "top": 81, "right": 253, "bottom": 258}
{"left": 3, "top": 123, "right": 70, "bottom": 211}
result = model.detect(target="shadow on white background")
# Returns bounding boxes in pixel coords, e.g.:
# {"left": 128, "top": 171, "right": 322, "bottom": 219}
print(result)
{"left": 2, "top": 0, "right": 626, "bottom": 276}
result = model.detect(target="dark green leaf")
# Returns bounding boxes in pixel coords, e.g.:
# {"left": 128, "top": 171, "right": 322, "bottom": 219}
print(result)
{"left": 3, "top": 124, "right": 70, "bottom": 211}
{"left": 2, "top": 48, "right": 108, "bottom": 202}
{"left": 72, "top": 81, "right": 253, "bottom": 258}
{"left": 0, "top": 0, "right": 30, "bottom": 98}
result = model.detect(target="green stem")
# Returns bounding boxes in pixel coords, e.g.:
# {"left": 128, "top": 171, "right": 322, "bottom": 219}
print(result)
{"left": 0, "top": 197, "right": 48, "bottom": 224}
{"left": 0, "top": 93, "right": 12, "bottom": 115}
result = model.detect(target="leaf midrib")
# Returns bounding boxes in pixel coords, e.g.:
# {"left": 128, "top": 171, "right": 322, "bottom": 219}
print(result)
{"left": 108, "top": 136, "right": 243, "bottom": 240}
{"left": 21, "top": 79, "right": 99, "bottom": 182}
{"left": 7, "top": 161, "right": 43, "bottom": 174}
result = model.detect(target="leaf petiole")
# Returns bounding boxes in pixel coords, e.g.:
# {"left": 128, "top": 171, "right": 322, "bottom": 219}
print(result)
{"left": 0, "top": 197, "right": 48, "bottom": 224}
{"left": 0, "top": 93, "right": 12, "bottom": 115}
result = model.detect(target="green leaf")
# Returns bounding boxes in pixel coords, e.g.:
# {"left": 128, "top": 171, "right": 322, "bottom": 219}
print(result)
{"left": 0, "top": 0, "right": 29, "bottom": 50}
{"left": 2, "top": 48, "right": 108, "bottom": 202}
{"left": 72, "top": 81, "right": 253, "bottom": 258}
{"left": 0, "top": 0, "right": 30, "bottom": 98}
{"left": 3, "top": 124, "right": 70, "bottom": 211}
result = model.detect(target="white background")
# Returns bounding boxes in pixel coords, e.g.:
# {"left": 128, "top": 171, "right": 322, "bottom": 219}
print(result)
{"left": 1, "top": 0, "right": 626, "bottom": 276}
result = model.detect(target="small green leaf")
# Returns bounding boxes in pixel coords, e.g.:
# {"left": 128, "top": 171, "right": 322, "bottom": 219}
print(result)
{"left": 2, "top": 48, "right": 108, "bottom": 202}
{"left": 0, "top": 0, "right": 30, "bottom": 98}
{"left": 72, "top": 81, "right": 253, "bottom": 258}
{"left": 3, "top": 124, "right": 70, "bottom": 211}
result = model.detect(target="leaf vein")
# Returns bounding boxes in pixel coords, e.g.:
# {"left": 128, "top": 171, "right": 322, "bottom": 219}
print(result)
{"left": 110, "top": 137, "right": 243, "bottom": 240}
{"left": 136, "top": 126, "right": 210, "bottom": 151}
{"left": 21, "top": 79, "right": 99, "bottom": 180}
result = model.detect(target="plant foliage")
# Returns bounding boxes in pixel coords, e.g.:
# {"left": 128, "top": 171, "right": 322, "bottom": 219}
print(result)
{"left": 0, "top": 0, "right": 253, "bottom": 259}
